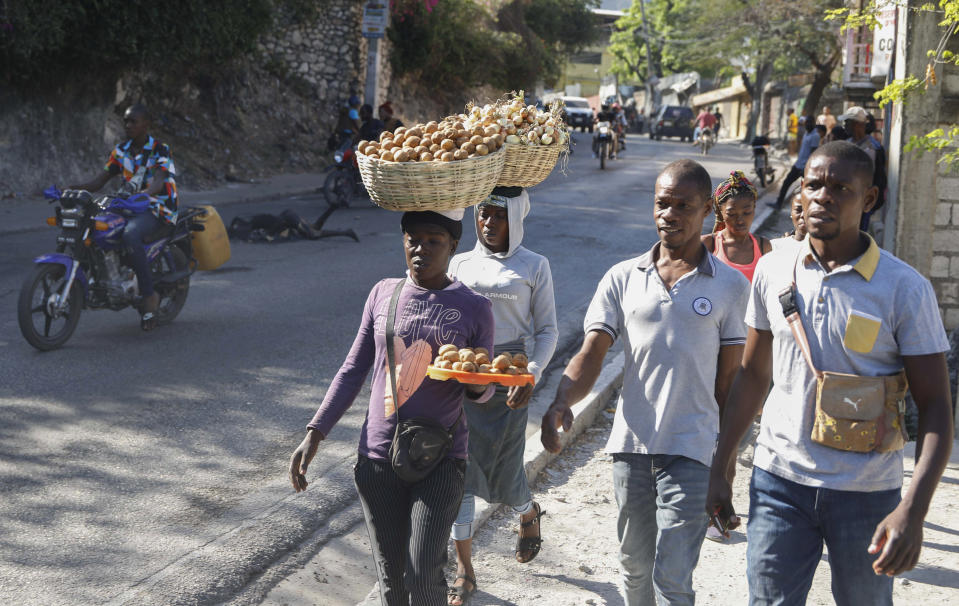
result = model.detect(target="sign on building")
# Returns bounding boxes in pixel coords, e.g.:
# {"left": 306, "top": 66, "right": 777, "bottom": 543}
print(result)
{"left": 870, "top": 3, "right": 897, "bottom": 79}
{"left": 362, "top": 2, "right": 389, "bottom": 38}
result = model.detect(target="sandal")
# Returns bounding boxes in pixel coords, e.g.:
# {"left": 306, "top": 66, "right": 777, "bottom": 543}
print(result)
{"left": 515, "top": 502, "right": 544, "bottom": 563}
{"left": 447, "top": 574, "right": 476, "bottom": 606}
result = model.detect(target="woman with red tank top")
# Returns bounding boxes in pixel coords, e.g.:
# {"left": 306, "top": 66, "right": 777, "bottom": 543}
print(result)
{"left": 702, "top": 171, "right": 772, "bottom": 283}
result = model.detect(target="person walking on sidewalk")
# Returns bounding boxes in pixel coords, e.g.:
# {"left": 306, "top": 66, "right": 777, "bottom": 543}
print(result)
{"left": 786, "top": 108, "right": 799, "bottom": 156}
{"left": 770, "top": 117, "right": 820, "bottom": 209}
{"left": 446, "top": 186, "right": 559, "bottom": 605}
{"left": 706, "top": 141, "right": 954, "bottom": 606}
{"left": 816, "top": 106, "right": 837, "bottom": 134}
{"left": 541, "top": 159, "right": 751, "bottom": 606}
{"left": 289, "top": 210, "right": 495, "bottom": 606}
{"left": 703, "top": 171, "right": 772, "bottom": 284}
{"left": 770, "top": 190, "right": 807, "bottom": 252}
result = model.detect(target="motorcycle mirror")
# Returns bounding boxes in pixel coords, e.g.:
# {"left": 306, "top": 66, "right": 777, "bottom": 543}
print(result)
{"left": 43, "top": 184, "right": 62, "bottom": 202}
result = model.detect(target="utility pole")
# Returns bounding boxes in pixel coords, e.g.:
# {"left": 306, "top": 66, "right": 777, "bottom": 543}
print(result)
{"left": 638, "top": 0, "right": 656, "bottom": 113}
{"left": 361, "top": 2, "right": 389, "bottom": 106}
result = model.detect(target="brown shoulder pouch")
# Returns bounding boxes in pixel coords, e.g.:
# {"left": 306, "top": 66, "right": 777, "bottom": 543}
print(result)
{"left": 778, "top": 256, "right": 908, "bottom": 454}
{"left": 811, "top": 370, "right": 907, "bottom": 453}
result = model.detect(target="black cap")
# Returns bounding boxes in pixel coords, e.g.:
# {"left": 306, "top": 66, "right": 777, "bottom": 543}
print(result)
{"left": 401, "top": 211, "right": 463, "bottom": 240}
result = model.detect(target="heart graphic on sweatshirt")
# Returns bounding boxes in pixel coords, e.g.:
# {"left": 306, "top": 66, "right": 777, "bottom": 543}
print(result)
{"left": 384, "top": 338, "right": 431, "bottom": 417}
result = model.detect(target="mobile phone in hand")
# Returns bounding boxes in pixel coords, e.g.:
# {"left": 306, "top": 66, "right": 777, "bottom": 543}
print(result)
{"left": 711, "top": 509, "right": 729, "bottom": 537}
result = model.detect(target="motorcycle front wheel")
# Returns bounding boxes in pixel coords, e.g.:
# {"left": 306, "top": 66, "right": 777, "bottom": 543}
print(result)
{"left": 17, "top": 264, "right": 82, "bottom": 351}
{"left": 599, "top": 141, "right": 607, "bottom": 169}
{"left": 154, "top": 246, "right": 190, "bottom": 326}
{"left": 323, "top": 169, "right": 354, "bottom": 209}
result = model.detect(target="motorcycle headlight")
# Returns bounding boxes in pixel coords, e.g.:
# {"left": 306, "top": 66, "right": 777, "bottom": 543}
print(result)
{"left": 334, "top": 152, "right": 344, "bottom": 164}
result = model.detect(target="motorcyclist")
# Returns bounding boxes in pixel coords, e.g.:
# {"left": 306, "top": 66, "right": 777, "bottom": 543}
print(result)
{"left": 592, "top": 104, "right": 618, "bottom": 159}
{"left": 693, "top": 107, "right": 717, "bottom": 145}
{"left": 358, "top": 103, "right": 385, "bottom": 143}
{"left": 335, "top": 95, "right": 362, "bottom": 152}
{"left": 67, "top": 103, "right": 177, "bottom": 331}
{"left": 611, "top": 103, "right": 627, "bottom": 151}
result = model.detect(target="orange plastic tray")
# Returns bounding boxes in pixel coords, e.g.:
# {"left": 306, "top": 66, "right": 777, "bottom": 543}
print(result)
{"left": 426, "top": 365, "right": 534, "bottom": 387}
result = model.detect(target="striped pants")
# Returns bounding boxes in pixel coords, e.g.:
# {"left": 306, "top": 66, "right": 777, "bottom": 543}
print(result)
{"left": 354, "top": 455, "right": 466, "bottom": 606}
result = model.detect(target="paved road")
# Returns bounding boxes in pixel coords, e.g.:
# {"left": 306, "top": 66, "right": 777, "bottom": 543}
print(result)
{"left": 0, "top": 132, "right": 762, "bottom": 605}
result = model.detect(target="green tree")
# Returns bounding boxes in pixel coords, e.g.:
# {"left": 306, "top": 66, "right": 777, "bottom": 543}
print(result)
{"left": 608, "top": 0, "right": 713, "bottom": 108}
{"left": 827, "top": 0, "right": 959, "bottom": 168}
{"left": 609, "top": 0, "right": 844, "bottom": 140}
{"left": 388, "top": 0, "right": 601, "bottom": 92}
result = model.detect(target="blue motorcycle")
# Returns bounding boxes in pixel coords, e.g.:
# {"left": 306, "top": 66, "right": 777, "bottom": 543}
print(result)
{"left": 17, "top": 187, "right": 205, "bottom": 350}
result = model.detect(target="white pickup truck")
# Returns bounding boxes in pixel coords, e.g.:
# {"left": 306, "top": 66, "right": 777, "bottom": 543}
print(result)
{"left": 561, "top": 97, "right": 595, "bottom": 133}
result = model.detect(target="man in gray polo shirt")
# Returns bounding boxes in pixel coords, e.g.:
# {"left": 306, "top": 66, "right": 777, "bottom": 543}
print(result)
{"left": 542, "top": 159, "right": 750, "bottom": 606}
{"left": 706, "top": 141, "right": 953, "bottom": 606}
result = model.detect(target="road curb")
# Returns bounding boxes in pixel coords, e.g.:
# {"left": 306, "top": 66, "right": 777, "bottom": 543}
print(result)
{"left": 0, "top": 184, "right": 325, "bottom": 238}
{"left": 752, "top": 153, "right": 791, "bottom": 235}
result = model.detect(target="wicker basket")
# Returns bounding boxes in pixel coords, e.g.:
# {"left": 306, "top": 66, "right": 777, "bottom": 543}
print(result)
{"left": 497, "top": 142, "right": 568, "bottom": 187}
{"left": 357, "top": 147, "right": 506, "bottom": 212}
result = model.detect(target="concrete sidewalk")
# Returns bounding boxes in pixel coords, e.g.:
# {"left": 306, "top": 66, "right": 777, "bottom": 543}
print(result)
{"left": 455, "top": 404, "right": 959, "bottom": 605}
{"left": 0, "top": 172, "right": 328, "bottom": 237}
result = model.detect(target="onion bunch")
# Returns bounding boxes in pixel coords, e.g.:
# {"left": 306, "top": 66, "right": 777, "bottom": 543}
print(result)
{"left": 355, "top": 91, "right": 569, "bottom": 164}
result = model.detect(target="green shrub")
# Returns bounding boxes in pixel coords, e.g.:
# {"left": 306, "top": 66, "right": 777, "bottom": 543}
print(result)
{"left": 0, "top": 0, "right": 274, "bottom": 85}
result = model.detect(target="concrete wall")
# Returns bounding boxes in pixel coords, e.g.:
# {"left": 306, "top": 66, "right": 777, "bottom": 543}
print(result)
{"left": 0, "top": 0, "right": 383, "bottom": 196}
{"left": 891, "top": 5, "right": 959, "bottom": 331}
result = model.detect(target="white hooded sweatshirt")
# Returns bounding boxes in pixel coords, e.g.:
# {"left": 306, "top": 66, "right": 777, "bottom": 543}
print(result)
{"left": 448, "top": 190, "right": 559, "bottom": 383}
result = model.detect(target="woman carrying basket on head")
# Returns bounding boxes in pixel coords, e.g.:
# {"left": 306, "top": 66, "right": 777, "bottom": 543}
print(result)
{"left": 446, "top": 186, "right": 559, "bottom": 605}
{"left": 289, "top": 209, "right": 494, "bottom": 606}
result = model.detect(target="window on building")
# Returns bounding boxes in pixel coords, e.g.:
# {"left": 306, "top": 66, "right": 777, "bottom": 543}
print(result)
{"left": 569, "top": 52, "right": 602, "bottom": 65}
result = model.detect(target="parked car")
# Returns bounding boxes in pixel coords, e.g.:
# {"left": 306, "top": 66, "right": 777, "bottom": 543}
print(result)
{"left": 561, "top": 96, "right": 595, "bottom": 133}
{"left": 649, "top": 105, "right": 695, "bottom": 141}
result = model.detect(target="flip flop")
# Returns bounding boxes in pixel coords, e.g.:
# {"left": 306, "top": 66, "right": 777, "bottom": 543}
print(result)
{"left": 447, "top": 574, "right": 476, "bottom": 606}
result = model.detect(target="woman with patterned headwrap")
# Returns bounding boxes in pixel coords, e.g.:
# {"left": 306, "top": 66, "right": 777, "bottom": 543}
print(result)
{"left": 702, "top": 171, "right": 772, "bottom": 283}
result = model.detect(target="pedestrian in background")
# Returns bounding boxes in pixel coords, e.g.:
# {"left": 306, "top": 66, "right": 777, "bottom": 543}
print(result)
{"left": 824, "top": 124, "right": 849, "bottom": 143}
{"left": 542, "top": 159, "right": 750, "bottom": 606}
{"left": 379, "top": 101, "right": 403, "bottom": 133}
{"left": 770, "top": 117, "right": 820, "bottom": 208}
{"left": 786, "top": 108, "right": 799, "bottom": 156}
{"left": 862, "top": 112, "right": 888, "bottom": 231}
{"left": 712, "top": 106, "right": 723, "bottom": 138}
{"left": 770, "top": 190, "right": 807, "bottom": 252}
{"left": 706, "top": 141, "right": 953, "bottom": 606}
{"left": 840, "top": 106, "right": 879, "bottom": 164}
{"left": 446, "top": 186, "right": 559, "bottom": 605}
{"left": 704, "top": 171, "right": 772, "bottom": 284}
{"left": 816, "top": 105, "right": 837, "bottom": 134}
{"left": 289, "top": 210, "right": 495, "bottom": 606}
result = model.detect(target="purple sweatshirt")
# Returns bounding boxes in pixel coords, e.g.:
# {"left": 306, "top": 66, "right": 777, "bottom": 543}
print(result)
{"left": 308, "top": 277, "right": 495, "bottom": 460}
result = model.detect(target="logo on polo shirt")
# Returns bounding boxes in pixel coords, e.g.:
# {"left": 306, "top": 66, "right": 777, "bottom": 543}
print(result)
{"left": 693, "top": 297, "right": 712, "bottom": 316}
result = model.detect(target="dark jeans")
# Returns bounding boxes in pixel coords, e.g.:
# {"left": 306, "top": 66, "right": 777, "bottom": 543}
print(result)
{"left": 121, "top": 212, "right": 163, "bottom": 298}
{"left": 747, "top": 467, "right": 899, "bottom": 606}
{"left": 354, "top": 455, "right": 465, "bottom": 606}
{"left": 775, "top": 166, "right": 804, "bottom": 207}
